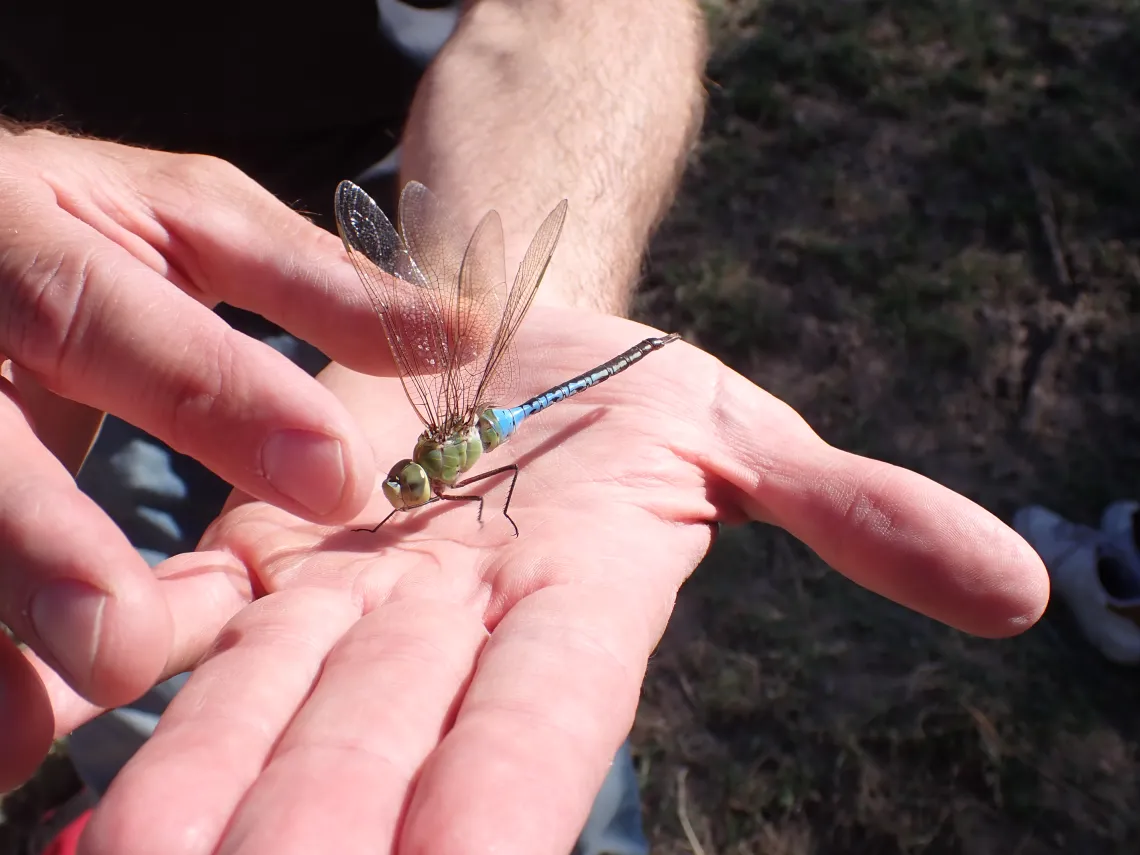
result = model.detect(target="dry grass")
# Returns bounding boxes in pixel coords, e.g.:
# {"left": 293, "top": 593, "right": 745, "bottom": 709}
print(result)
{"left": 632, "top": 1, "right": 1140, "bottom": 852}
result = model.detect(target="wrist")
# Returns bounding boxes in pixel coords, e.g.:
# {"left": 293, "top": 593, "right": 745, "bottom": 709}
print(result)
{"left": 534, "top": 245, "right": 639, "bottom": 316}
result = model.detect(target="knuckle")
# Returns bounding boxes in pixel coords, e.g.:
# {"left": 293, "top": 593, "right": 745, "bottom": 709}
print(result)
{"left": 0, "top": 241, "right": 102, "bottom": 378}
{"left": 165, "top": 329, "right": 234, "bottom": 452}
{"left": 164, "top": 152, "right": 245, "bottom": 190}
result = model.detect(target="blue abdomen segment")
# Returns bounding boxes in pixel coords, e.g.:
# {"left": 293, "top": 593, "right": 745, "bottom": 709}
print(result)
{"left": 480, "top": 334, "right": 679, "bottom": 448}
{"left": 481, "top": 405, "right": 527, "bottom": 446}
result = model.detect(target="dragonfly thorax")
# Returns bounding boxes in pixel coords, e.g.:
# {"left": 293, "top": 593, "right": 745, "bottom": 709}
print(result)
{"left": 380, "top": 410, "right": 520, "bottom": 512}
{"left": 414, "top": 425, "right": 484, "bottom": 485}
{"left": 380, "top": 424, "right": 484, "bottom": 511}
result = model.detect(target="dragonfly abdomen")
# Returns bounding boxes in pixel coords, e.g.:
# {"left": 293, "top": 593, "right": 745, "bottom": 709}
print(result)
{"left": 479, "top": 334, "right": 680, "bottom": 449}
{"left": 522, "top": 334, "right": 680, "bottom": 417}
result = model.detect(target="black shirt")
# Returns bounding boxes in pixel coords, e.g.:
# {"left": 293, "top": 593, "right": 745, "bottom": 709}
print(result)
{"left": 0, "top": 0, "right": 452, "bottom": 224}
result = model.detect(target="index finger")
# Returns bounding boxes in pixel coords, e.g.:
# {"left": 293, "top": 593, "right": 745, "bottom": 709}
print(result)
{"left": 0, "top": 205, "right": 374, "bottom": 523}
{"left": 136, "top": 153, "right": 395, "bottom": 376}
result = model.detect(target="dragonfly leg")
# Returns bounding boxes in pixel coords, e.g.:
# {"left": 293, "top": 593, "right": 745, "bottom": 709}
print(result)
{"left": 354, "top": 466, "right": 520, "bottom": 536}
{"left": 352, "top": 506, "right": 404, "bottom": 534}
{"left": 453, "top": 464, "right": 521, "bottom": 538}
{"left": 437, "top": 492, "right": 486, "bottom": 525}
{"left": 352, "top": 495, "right": 448, "bottom": 534}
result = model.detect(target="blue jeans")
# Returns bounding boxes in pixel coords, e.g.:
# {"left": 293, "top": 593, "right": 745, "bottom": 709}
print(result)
{"left": 70, "top": 331, "right": 648, "bottom": 855}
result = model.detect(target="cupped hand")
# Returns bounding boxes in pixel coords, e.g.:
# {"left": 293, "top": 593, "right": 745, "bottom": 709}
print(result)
{"left": 0, "top": 130, "right": 391, "bottom": 786}
{"left": 47, "top": 308, "right": 1048, "bottom": 855}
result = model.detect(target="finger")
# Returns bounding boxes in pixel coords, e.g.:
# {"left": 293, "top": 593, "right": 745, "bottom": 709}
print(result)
{"left": 0, "top": 631, "right": 54, "bottom": 791}
{"left": 132, "top": 151, "right": 395, "bottom": 374}
{"left": 147, "top": 551, "right": 255, "bottom": 673}
{"left": 0, "top": 498, "right": 249, "bottom": 793}
{"left": 0, "top": 205, "right": 374, "bottom": 523}
{"left": 216, "top": 599, "right": 487, "bottom": 854}
{"left": 81, "top": 589, "right": 360, "bottom": 855}
{"left": 0, "top": 379, "right": 172, "bottom": 710}
{"left": 5, "top": 134, "right": 390, "bottom": 375}
{"left": 698, "top": 363, "right": 1050, "bottom": 637}
{"left": 5, "top": 363, "right": 105, "bottom": 475}
{"left": 24, "top": 551, "right": 253, "bottom": 739}
{"left": 400, "top": 575, "right": 662, "bottom": 855}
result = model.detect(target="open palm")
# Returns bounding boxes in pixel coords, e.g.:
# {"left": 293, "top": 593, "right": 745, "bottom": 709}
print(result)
{"left": 75, "top": 307, "right": 1048, "bottom": 855}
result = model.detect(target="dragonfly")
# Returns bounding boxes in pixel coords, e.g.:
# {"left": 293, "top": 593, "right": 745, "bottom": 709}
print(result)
{"left": 333, "top": 179, "right": 680, "bottom": 537}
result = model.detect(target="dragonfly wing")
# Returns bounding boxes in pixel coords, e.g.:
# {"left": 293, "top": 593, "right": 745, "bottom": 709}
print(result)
{"left": 334, "top": 180, "right": 453, "bottom": 431}
{"left": 453, "top": 209, "right": 510, "bottom": 418}
{"left": 472, "top": 197, "right": 569, "bottom": 409}
{"left": 393, "top": 182, "right": 468, "bottom": 303}
{"left": 394, "top": 182, "right": 504, "bottom": 426}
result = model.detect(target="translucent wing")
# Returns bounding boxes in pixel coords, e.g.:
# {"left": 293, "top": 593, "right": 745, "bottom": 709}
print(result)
{"left": 334, "top": 179, "right": 568, "bottom": 432}
{"left": 450, "top": 209, "right": 510, "bottom": 418}
{"left": 468, "top": 198, "right": 569, "bottom": 410}
{"left": 398, "top": 185, "right": 510, "bottom": 426}
{"left": 334, "top": 180, "right": 469, "bottom": 431}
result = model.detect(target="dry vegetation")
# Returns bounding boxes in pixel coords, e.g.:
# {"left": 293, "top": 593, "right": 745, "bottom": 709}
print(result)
{"left": 632, "top": 1, "right": 1140, "bottom": 852}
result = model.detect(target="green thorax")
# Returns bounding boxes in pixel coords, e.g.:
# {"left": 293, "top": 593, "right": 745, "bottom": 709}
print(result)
{"left": 413, "top": 423, "right": 484, "bottom": 486}
{"left": 381, "top": 409, "right": 511, "bottom": 512}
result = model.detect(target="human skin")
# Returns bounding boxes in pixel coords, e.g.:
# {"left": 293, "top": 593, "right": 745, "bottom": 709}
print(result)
{"left": 0, "top": 0, "right": 707, "bottom": 787}
{"left": 0, "top": 1, "right": 1048, "bottom": 852}
{"left": 60, "top": 306, "right": 1048, "bottom": 855}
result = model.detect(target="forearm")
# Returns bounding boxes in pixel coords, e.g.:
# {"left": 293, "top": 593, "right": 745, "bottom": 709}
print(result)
{"left": 399, "top": 0, "right": 707, "bottom": 315}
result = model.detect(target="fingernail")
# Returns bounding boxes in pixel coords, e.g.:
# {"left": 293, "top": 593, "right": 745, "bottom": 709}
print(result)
{"left": 31, "top": 580, "right": 107, "bottom": 688}
{"left": 261, "top": 429, "right": 347, "bottom": 517}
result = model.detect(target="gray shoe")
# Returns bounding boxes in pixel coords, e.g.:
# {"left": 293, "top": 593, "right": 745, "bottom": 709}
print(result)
{"left": 1013, "top": 504, "right": 1140, "bottom": 665}
{"left": 1101, "top": 499, "right": 1140, "bottom": 575}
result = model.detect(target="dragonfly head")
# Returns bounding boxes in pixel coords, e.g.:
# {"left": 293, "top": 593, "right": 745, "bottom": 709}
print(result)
{"left": 381, "top": 459, "right": 432, "bottom": 510}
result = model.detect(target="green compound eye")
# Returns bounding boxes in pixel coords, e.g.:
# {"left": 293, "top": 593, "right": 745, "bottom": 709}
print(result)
{"left": 381, "top": 459, "right": 431, "bottom": 509}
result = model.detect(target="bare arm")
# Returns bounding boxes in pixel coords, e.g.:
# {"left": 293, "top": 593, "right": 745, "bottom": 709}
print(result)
{"left": 399, "top": 0, "right": 707, "bottom": 314}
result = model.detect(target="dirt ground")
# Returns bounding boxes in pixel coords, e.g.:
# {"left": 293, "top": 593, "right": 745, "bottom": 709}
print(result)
{"left": 631, "top": 1, "right": 1140, "bottom": 852}
{"left": 5, "top": 1, "right": 1140, "bottom": 853}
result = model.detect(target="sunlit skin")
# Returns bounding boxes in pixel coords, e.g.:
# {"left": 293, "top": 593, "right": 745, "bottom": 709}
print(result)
{"left": 0, "top": 8, "right": 711, "bottom": 837}
{"left": 28, "top": 306, "right": 1051, "bottom": 855}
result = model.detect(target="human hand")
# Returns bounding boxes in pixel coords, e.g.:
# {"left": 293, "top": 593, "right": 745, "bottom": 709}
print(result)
{"left": 0, "top": 130, "right": 390, "bottom": 787}
{"left": 49, "top": 308, "right": 1046, "bottom": 855}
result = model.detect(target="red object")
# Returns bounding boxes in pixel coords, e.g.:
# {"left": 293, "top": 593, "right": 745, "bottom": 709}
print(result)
{"left": 41, "top": 808, "right": 94, "bottom": 855}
